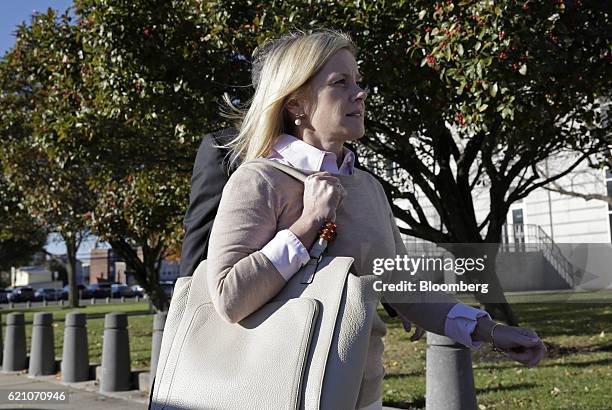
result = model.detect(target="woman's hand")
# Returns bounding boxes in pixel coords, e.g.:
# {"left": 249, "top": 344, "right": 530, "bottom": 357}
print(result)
{"left": 398, "top": 312, "right": 426, "bottom": 342}
{"left": 490, "top": 324, "right": 547, "bottom": 368}
{"left": 474, "top": 317, "right": 546, "bottom": 368}
{"left": 289, "top": 171, "right": 347, "bottom": 250}
{"left": 301, "top": 171, "right": 347, "bottom": 223}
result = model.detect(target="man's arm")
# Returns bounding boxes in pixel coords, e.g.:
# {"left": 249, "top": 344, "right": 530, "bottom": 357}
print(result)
{"left": 179, "top": 128, "right": 237, "bottom": 277}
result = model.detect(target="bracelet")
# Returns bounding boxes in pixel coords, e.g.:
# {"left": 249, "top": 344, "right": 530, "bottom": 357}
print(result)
{"left": 490, "top": 322, "right": 504, "bottom": 353}
{"left": 318, "top": 221, "right": 337, "bottom": 242}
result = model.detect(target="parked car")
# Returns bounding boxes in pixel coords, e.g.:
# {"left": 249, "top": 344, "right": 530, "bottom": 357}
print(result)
{"left": 130, "top": 285, "right": 145, "bottom": 297}
{"left": 87, "top": 283, "right": 112, "bottom": 298}
{"left": 111, "top": 284, "right": 134, "bottom": 298}
{"left": 60, "top": 284, "right": 92, "bottom": 300}
{"left": 0, "top": 288, "right": 8, "bottom": 303}
{"left": 34, "top": 288, "right": 62, "bottom": 301}
{"left": 7, "top": 286, "right": 36, "bottom": 303}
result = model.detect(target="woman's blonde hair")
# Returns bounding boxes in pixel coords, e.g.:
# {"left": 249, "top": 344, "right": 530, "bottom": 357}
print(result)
{"left": 220, "top": 28, "right": 357, "bottom": 170}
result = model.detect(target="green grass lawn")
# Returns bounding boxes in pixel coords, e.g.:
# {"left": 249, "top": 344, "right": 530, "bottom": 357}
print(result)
{"left": 2, "top": 296, "right": 611, "bottom": 409}
{"left": 381, "top": 302, "right": 612, "bottom": 409}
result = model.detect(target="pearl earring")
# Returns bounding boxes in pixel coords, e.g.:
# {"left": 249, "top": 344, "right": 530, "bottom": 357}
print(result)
{"left": 294, "top": 113, "right": 305, "bottom": 126}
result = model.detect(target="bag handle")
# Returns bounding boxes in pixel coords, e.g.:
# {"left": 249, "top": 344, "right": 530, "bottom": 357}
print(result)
{"left": 247, "top": 158, "right": 333, "bottom": 284}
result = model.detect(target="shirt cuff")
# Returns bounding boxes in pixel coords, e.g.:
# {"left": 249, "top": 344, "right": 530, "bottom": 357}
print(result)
{"left": 444, "top": 303, "right": 491, "bottom": 349}
{"left": 260, "top": 229, "right": 311, "bottom": 281}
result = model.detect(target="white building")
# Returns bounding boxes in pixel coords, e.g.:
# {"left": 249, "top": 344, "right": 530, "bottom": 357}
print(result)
{"left": 10, "top": 266, "right": 63, "bottom": 288}
{"left": 388, "top": 153, "right": 612, "bottom": 292}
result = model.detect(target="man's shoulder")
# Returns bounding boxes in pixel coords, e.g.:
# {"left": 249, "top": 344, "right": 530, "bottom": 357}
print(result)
{"left": 193, "top": 127, "right": 238, "bottom": 175}
{"left": 205, "top": 127, "right": 238, "bottom": 147}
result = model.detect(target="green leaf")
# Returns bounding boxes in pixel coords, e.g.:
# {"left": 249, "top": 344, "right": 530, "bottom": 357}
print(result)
{"left": 490, "top": 83, "right": 498, "bottom": 97}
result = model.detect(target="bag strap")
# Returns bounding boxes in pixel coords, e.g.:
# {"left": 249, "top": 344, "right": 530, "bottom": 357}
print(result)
{"left": 248, "top": 158, "right": 308, "bottom": 183}
{"left": 245, "top": 158, "right": 331, "bottom": 284}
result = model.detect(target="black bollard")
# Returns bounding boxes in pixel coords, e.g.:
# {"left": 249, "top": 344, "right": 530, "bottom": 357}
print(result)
{"left": 100, "top": 312, "right": 131, "bottom": 392}
{"left": 149, "top": 312, "right": 167, "bottom": 390}
{"left": 61, "top": 312, "right": 90, "bottom": 382}
{"left": 2, "top": 312, "right": 26, "bottom": 372}
{"left": 28, "top": 312, "right": 56, "bottom": 376}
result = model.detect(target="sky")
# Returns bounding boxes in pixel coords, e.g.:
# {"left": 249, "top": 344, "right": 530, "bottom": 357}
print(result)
{"left": 1, "top": 1, "right": 75, "bottom": 56}
{"left": 1, "top": 0, "right": 102, "bottom": 260}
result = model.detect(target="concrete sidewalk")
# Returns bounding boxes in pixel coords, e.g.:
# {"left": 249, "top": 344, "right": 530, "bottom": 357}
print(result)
{"left": 0, "top": 371, "right": 400, "bottom": 409}
{"left": 0, "top": 372, "right": 147, "bottom": 409}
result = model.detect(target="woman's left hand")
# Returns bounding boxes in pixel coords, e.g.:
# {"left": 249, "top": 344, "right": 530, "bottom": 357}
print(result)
{"left": 399, "top": 315, "right": 426, "bottom": 342}
{"left": 491, "top": 325, "right": 547, "bottom": 368}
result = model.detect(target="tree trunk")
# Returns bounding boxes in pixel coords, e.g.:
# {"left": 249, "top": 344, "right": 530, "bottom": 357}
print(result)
{"left": 109, "top": 239, "right": 169, "bottom": 312}
{"left": 444, "top": 243, "right": 519, "bottom": 326}
{"left": 64, "top": 235, "right": 79, "bottom": 308}
{"left": 145, "top": 262, "right": 169, "bottom": 312}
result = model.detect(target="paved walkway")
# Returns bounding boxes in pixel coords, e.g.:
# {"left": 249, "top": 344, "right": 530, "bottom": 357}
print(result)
{"left": 0, "top": 371, "right": 400, "bottom": 409}
{"left": 0, "top": 372, "right": 147, "bottom": 409}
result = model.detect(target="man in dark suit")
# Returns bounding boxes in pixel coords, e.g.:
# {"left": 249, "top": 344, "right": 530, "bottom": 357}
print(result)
{"left": 179, "top": 127, "right": 238, "bottom": 278}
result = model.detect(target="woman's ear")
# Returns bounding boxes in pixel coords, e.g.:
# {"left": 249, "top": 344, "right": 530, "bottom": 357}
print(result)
{"left": 285, "top": 97, "right": 302, "bottom": 117}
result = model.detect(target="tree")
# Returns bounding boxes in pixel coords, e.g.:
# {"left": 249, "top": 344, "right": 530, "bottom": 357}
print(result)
{"left": 60, "top": 0, "right": 254, "bottom": 310}
{"left": 0, "top": 9, "right": 94, "bottom": 307}
{"left": 199, "top": 0, "right": 610, "bottom": 324}
{"left": 0, "top": 170, "right": 47, "bottom": 274}
{"left": 3, "top": 0, "right": 608, "bottom": 319}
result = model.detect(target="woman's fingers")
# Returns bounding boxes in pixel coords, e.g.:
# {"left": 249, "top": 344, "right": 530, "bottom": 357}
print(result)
{"left": 410, "top": 326, "right": 425, "bottom": 342}
{"left": 505, "top": 347, "right": 533, "bottom": 364}
{"left": 495, "top": 326, "right": 547, "bottom": 368}
{"left": 505, "top": 343, "right": 546, "bottom": 368}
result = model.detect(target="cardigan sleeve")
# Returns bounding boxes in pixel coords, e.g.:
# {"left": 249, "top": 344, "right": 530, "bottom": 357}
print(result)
{"left": 384, "top": 213, "right": 458, "bottom": 336}
{"left": 207, "top": 164, "right": 288, "bottom": 323}
{"left": 364, "top": 171, "right": 463, "bottom": 337}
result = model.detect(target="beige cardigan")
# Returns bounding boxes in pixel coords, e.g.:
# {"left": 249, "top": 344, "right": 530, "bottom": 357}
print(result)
{"left": 208, "top": 160, "right": 458, "bottom": 408}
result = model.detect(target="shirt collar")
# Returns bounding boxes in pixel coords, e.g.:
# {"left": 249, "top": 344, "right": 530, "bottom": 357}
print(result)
{"left": 270, "top": 134, "right": 356, "bottom": 175}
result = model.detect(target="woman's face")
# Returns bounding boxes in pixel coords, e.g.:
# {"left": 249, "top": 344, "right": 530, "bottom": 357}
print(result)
{"left": 294, "top": 48, "right": 368, "bottom": 143}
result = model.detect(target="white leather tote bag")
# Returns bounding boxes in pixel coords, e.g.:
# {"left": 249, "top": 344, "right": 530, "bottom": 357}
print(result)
{"left": 150, "top": 159, "right": 379, "bottom": 410}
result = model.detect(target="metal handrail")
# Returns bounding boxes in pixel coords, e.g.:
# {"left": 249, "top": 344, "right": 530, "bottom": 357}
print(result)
{"left": 401, "top": 224, "right": 579, "bottom": 287}
{"left": 501, "top": 224, "right": 577, "bottom": 287}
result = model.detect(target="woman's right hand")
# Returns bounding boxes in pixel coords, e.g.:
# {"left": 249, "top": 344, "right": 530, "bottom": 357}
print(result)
{"left": 289, "top": 171, "right": 346, "bottom": 250}
{"left": 301, "top": 171, "right": 346, "bottom": 224}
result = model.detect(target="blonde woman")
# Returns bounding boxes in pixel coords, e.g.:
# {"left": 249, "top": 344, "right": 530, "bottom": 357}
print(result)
{"left": 208, "top": 29, "right": 546, "bottom": 410}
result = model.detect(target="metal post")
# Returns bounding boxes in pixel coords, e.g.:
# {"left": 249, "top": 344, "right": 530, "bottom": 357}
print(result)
{"left": 28, "top": 312, "right": 56, "bottom": 376}
{"left": 100, "top": 312, "right": 131, "bottom": 391}
{"left": 149, "top": 312, "right": 167, "bottom": 390}
{"left": 426, "top": 333, "right": 477, "bottom": 410}
{"left": 2, "top": 312, "right": 26, "bottom": 372}
{"left": 61, "top": 312, "right": 90, "bottom": 382}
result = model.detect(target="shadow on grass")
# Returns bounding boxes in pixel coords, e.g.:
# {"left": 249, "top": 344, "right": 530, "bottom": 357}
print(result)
{"left": 384, "top": 369, "right": 425, "bottom": 379}
{"left": 383, "top": 396, "right": 425, "bottom": 409}
{"left": 474, "top": 357, "right": 612, "bottom": 371}
{"left": 476, "top": 383, "right": 537, "bottom": 394}
{"left": 513, "top": 303, "right": 611, "bottom": 338}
